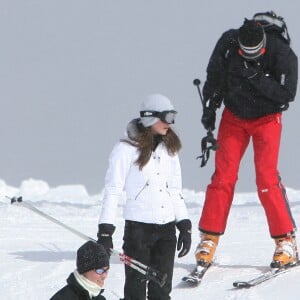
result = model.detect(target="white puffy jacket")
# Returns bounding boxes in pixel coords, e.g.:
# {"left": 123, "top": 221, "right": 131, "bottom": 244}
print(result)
{"left": 99, "top": 140, "right": 189, "bottom": 225}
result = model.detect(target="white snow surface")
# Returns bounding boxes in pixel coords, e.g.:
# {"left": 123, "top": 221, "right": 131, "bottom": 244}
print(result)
{"left": 1, "top": 178, "right": 300, "bottom": 299}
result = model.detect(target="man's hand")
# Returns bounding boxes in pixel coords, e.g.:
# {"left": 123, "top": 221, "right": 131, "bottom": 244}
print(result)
{"left": 240, "top": 60, "right": 263, "bottom": 79}
{"left": 201, "top": 107, "right": 216, "bottom": 131}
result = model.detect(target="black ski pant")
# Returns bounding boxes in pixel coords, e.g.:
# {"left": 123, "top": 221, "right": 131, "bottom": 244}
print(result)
{"left": 122, "top": 220, "right": 177, "bottom": 300}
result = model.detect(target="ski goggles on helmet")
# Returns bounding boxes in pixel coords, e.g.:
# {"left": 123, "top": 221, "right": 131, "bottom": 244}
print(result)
{"left": 140, "top": 110, "right": 177, "bottom": 124}
{"left": 95, "top": 268, "right": 109, "bottom": 275}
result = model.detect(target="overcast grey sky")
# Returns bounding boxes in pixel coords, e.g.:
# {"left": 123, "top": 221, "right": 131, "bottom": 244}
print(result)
{"left": 1, "top": 1, "right": 299, "bottom": 194}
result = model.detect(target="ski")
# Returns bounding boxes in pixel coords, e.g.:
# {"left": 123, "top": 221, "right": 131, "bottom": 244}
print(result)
{"left": 233, "top": 261, "right": 300, "bottom": 288}
{"left": 182, "top": 264, "right": 211, "bottom": 285}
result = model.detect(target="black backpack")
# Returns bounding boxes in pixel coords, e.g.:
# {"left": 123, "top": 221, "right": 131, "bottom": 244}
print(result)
{"left": 253, "top": 11, "right": 291, "bottom": 45}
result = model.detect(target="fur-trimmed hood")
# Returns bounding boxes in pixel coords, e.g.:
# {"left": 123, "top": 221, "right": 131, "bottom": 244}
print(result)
{"left": 125, "top": 118, "right": 144, "bottom": 143}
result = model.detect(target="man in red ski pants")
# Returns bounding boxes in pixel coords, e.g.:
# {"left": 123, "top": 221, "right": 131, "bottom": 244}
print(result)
{"left": 195, "top": 13, "right": 298, "bottom": 270}
{"left": 200, "top": 109, "right": 294, "bottom": 236}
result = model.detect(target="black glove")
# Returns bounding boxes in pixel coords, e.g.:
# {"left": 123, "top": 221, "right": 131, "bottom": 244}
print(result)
{"left": 176, "top": 219, "right": 192, "bottom": 258}
{"left": 97, "top": 223, "right": 116, "bottom": 257}
{"left": 201, "top": 106, "right": 216, "bottom": 131}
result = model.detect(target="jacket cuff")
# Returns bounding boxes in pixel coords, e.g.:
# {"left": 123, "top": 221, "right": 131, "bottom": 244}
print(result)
{"left": 176, "top": 219, "right": 192, "bottom": 232}
{"left": 98, "top": 223, "right": 116, "bottom": 236}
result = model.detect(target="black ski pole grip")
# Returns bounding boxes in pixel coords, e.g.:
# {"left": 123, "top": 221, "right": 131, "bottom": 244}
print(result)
{"left": 193, "top": 78, "right": 201, "bottom": 86}
{"left": 193, "top": 78, "right": 205, "bottom": 107}
{"left": 146, "top": 266, "right": 167, "bottom": 287}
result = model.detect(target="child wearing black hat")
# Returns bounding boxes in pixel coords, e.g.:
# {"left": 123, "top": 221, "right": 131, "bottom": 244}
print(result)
{"left": 50, "top": 241, "right": 109, "bottom": 300}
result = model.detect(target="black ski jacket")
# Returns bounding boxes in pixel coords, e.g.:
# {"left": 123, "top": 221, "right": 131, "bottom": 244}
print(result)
{"left": 50, "top": 273, "right": 106, "bottom": 300}
{"left": 203, "top": 29, "right": 298, "bottom": 119}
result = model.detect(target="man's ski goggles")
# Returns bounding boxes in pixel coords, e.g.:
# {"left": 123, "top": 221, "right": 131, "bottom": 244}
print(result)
{"left": 95, "top": 268, "right": 109, "bottom": 275}
{"left": 140, "top": 110, "right": 177, "bottom": 124}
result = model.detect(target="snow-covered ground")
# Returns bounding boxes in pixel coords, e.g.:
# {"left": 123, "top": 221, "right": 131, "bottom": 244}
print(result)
{"left": 1, "top": 178, "right": 300, "bottom": 299}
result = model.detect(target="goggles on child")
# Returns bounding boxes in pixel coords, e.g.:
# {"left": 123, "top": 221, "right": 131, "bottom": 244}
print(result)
{"left": 140, "top": 110, "right": 177, "bottom": 124}
{"left": 95, "top": 268, "right": 109, "bottom": 275}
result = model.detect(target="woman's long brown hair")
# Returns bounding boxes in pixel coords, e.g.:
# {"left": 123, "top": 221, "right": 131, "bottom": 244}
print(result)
{"left": 122, "top": 122, "right": 181, "bottom": 170}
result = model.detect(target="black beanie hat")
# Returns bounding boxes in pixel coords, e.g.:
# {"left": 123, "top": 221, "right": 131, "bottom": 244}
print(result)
{"left": 238, "top": 19, "right": 266, "bottom": 60}
{"left": 76, "top": 241, "right": 109, "bottom": 274}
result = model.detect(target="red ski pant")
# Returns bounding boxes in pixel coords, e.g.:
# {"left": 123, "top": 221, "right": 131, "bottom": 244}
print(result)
{"left": 199, "top": 109, "right": 296, "bottom": 237}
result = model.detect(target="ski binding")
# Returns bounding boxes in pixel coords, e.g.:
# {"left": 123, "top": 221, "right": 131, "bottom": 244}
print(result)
{"left": 182, "top": 264, "right": 211, "bottom": 285}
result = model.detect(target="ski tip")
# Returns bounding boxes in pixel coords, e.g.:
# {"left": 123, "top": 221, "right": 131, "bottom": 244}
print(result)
{"left": 10, "top": 196, "right": 23, "bottom": 204}
{"left": 182, "top": 277, "right": 201, "bottom": 285}
{"left": 233, "top": 281, "right": 251, "bottom": 288}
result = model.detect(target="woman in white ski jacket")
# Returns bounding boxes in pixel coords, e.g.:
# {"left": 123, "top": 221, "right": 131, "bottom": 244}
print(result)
{"left": 97, "top": 94, "right": 192, "bottom": 300}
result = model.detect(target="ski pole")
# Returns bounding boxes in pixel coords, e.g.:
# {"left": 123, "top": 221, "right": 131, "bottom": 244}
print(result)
{"left": 193, "top": 78, "right": 205, "bottom": 108}
{"left": 8, "top": 196, "right": 167, "bottom": 287}
{"left": 193, "top": 78, "right": 218, "bottom": 167}
{"left": 9, "top": 196, "right": 93, "bottom": 241}
{"left": 111, "top": 249, "right": 167, "bottom": 287}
